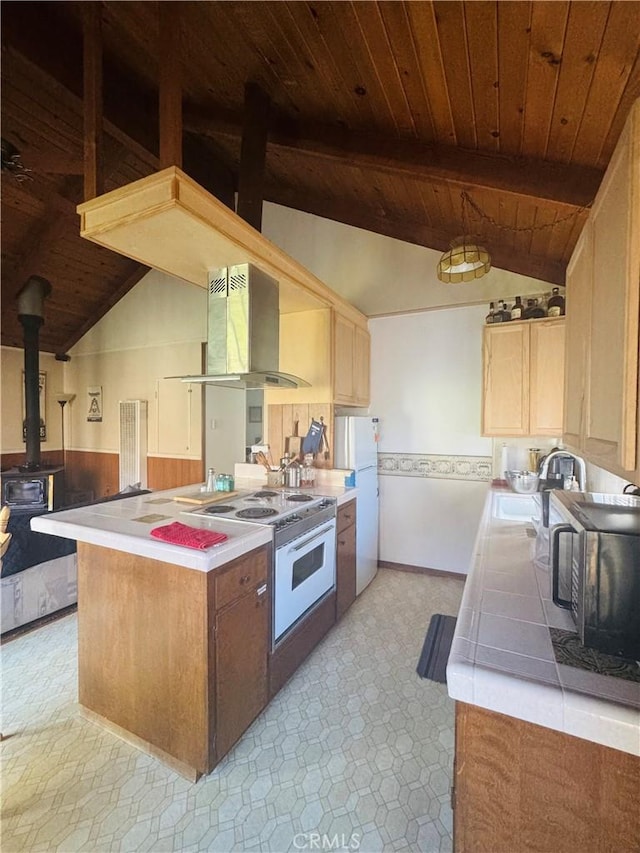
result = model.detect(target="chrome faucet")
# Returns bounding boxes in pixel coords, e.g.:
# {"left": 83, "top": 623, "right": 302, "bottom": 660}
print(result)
{"left": 539, "top": 450, "right": 586, "bottom": 491}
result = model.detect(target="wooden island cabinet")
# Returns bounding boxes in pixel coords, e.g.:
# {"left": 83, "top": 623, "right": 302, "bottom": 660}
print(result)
{"left": 77, "top": 542, "right": 270, "bottom": 780}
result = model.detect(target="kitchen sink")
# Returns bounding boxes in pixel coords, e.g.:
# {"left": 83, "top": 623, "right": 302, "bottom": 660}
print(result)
{"left": 492, "top": 491, "right": 539, "bottom": 522}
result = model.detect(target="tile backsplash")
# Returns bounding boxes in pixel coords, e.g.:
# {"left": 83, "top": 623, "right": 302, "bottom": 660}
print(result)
{"left": 491, "top": 440, "right": 636, "bottom": 495}
{"left": 492, "top": 437, "right": 558, "bottom": 477}
{"left": 585, "top": 462, "right": 634, "bottom": 494}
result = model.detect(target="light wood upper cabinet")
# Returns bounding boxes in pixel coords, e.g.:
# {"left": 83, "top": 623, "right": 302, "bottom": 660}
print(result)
{"left": 265, "top": 307, "right": 370, "bottom": 407}
{"left": 529, "top": 320, "right": 565, "bottom": 435}
{"left": 333, "top": 313, "right": 371, "bottom": 406}
{"left": 482, "top": 319, "right": 565, "bottom": 437}
{"left": 334, "top": 313, "right": 355, "bottom": 402}
{"left": 353, "top": 325, "right": 371, "bottom": 407}
{"left": 482, "top": 323, "right": 530, "bottom": 436}
{"left": 563, "top": 225, "right": 592, "bottom": 451}
{"left": 563, "top": 99, "right": 639, "bottom": 477}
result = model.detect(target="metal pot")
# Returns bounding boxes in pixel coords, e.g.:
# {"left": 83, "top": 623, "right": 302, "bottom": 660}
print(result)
{"left": 285, "top": 462, "right": 301, "bottom": 488}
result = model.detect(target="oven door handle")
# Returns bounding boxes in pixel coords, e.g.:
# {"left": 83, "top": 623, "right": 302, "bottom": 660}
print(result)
{"left": 551, "top": 523, "right": 575, "bottom": 610}
{"left": 289, "top": 523, "right": 335, "bottom": 553}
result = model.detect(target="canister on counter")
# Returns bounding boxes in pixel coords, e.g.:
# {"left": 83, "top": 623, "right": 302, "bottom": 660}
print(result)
{"left": 301, "top": 454, "right": 315, "bottom": 487}
{"left": 528, "top": 448, "right": 542, "bottom": 472}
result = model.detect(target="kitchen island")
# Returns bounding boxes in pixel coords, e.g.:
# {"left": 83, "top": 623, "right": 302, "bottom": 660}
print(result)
{"left": 447, "top": 488, "right": 640, "bottom": 852}
{"left": 32, "top": 483, "right": 355, "bottom": 780}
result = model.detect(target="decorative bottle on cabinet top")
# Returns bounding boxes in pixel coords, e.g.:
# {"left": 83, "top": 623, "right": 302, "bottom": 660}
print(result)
{"left": 485, "top": 302, "right": 496, "bottom": 324}
{"left": 511, "top": 296, "right": 523, "bottom": 320}
{"left": 547, "top": 287, "right": 566, "bottom": 317}
{"left": 498, "top": 300, "right": 512, "bottom": 321}
{"left": 523, "top": 298, "right": 546, "bottom": 319}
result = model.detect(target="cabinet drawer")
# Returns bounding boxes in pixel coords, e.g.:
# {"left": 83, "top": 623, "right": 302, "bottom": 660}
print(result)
{"left": 215, "top": 547, "right": 269, "bottom": 611}
{"left": 337, "top": 500, "right": 356, "bottom": 533}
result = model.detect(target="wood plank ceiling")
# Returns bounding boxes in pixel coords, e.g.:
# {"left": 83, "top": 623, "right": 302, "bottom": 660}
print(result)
{"left": 2, "top": 1, "right": 639, "bottom": 354}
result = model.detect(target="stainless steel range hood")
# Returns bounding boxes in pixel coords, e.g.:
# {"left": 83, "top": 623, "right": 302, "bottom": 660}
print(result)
{"left": 173, "top": 263, "right": 309, "bottom": 389}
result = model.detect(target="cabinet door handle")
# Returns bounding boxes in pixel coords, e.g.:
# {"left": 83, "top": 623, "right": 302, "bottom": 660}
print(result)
{"left": 240, "top": 574, "right": 251, "bottom": 584}
{"left": 257, "top": 583, "right": 267, "bottom": 596}
{"left": 338, "top": 539, "right": 346, "bottom": 546}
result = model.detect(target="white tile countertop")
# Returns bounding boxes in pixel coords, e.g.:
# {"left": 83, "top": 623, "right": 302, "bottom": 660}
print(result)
{"left": 31, "top": 481, "right": 356, "bottom": 573}
{"left": 447, "top": 488, "right": 640, "bottom": 756}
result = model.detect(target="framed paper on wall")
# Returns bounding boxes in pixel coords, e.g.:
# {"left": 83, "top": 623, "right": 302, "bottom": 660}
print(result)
{"left": 22, "top": 370, "right": 46, "bottom": 441}
{"left": 87, "top": 386, "right": 103, "bottom": 422}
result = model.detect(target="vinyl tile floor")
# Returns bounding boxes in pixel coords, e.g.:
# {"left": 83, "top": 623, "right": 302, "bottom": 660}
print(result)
{"left": 1, "top": 568, "right": 464, "bottom": 853}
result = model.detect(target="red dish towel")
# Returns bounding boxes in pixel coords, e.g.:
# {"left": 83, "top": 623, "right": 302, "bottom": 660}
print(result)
{"left": 151, "top": 522, "right": 228, "bottom": 550}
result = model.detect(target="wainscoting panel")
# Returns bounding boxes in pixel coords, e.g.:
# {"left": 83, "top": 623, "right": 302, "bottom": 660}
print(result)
{"left": 65, "top": 450, "right": 119, "bottom": 499}
{"left": 64, "top": 451, "right": 203, "bottom": 498}
{"left": 147, "top": 457, "right": 203, "bottom": 491}
{"left": 378, "top": 452, "right": 492, "bottom": 482}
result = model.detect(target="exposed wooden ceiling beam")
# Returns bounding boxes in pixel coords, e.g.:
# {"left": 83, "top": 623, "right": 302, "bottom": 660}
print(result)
{"left": 158, "top": 2, "right": 183, "bottom": 168}
{"left": 237, "top": 82, "right": 271, "bottom": 232}
{"left": 268, "top": 183, "right": 567, "bottom": 286}
{"left": 2, "top": 2, "right": 160, "bottom": 172}
{"left": 186, "top": 109, "right": 604, "bottom": 214}
{"left": 3, "top": 3, "right": 238, "bottom": 198}
{"left": 182, "top": 134, "right": 235, "bottom": 210}
{"left": 83, "top": 2, "right": 104, "bottom": 200}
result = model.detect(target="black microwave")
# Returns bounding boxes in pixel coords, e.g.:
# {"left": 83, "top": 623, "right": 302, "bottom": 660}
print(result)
{"left": 550, "top": 491, "right": 640, "bottom": 660}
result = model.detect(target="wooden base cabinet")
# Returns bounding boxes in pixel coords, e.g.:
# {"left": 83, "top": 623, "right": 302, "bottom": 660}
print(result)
{"left": 453, "top": 702, "right": 640, "bottom": 853}
{"left": 336, "top": 500, "right": 356, "bottom": 621}
{"left": 482, "top": 319, "right": 565, "bottom": 437}
{"left": 213, "top": 547, "right": 269, "bottom": 760}
{"left": 77, "top": 542, "right": 270, "bottom": 779}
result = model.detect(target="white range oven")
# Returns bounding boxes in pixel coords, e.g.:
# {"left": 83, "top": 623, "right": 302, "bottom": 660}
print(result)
{"left": 183, "top": 490, "right": 337, "bottom": 647}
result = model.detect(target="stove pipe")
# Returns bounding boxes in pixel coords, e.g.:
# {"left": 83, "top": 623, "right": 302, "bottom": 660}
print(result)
{"left": 17, "top": 276, "right": 52, "bottom": 472}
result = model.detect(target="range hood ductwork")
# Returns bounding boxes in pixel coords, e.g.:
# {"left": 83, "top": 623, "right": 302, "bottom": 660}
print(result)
{"left": 172, "top": 264, "right": 310, "bottom": 389}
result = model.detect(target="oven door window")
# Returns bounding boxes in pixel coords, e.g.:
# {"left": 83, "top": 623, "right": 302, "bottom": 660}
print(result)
{"left": 291, "top": 543, "right": 325, "bottom": 590}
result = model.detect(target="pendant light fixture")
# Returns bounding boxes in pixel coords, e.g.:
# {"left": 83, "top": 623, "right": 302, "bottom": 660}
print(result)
{"left": 437, "top": 192, "right": 491, "bottom": 283}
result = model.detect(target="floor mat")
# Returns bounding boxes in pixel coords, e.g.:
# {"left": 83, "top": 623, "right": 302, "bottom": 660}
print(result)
{"left": 417, "top": 613, "right": 457, "bottom": 684}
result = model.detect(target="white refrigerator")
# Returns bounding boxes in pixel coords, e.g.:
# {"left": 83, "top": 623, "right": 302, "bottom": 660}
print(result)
{"left": 334, "top": 416, "right": 379, "bottom": 595}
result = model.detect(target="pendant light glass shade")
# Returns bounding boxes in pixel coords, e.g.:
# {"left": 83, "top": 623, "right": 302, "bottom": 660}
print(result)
{"left": 437, "top": 236, "right": 491, "bottom": 283}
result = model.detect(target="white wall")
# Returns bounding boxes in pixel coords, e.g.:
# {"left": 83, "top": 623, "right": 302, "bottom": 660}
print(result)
{"left": 263, "top": 202, "right": 552, "bottom": 318}
{"left": 66, "top": 270, "right": 205, "bottom": 458}
{"left": 1, "top": 347, "right": 64, "bottom": 454}
{"left": 369, "top": 306, "right": 492, "bottom": 574}
{"left": 370, "top": 306, "right": 490, "bottom": 455}
{"left": 261, "top": 202, "right": 562, "bottom": 574}
{"left": 205, "top": 386, "right": 247, "bottom": 476}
